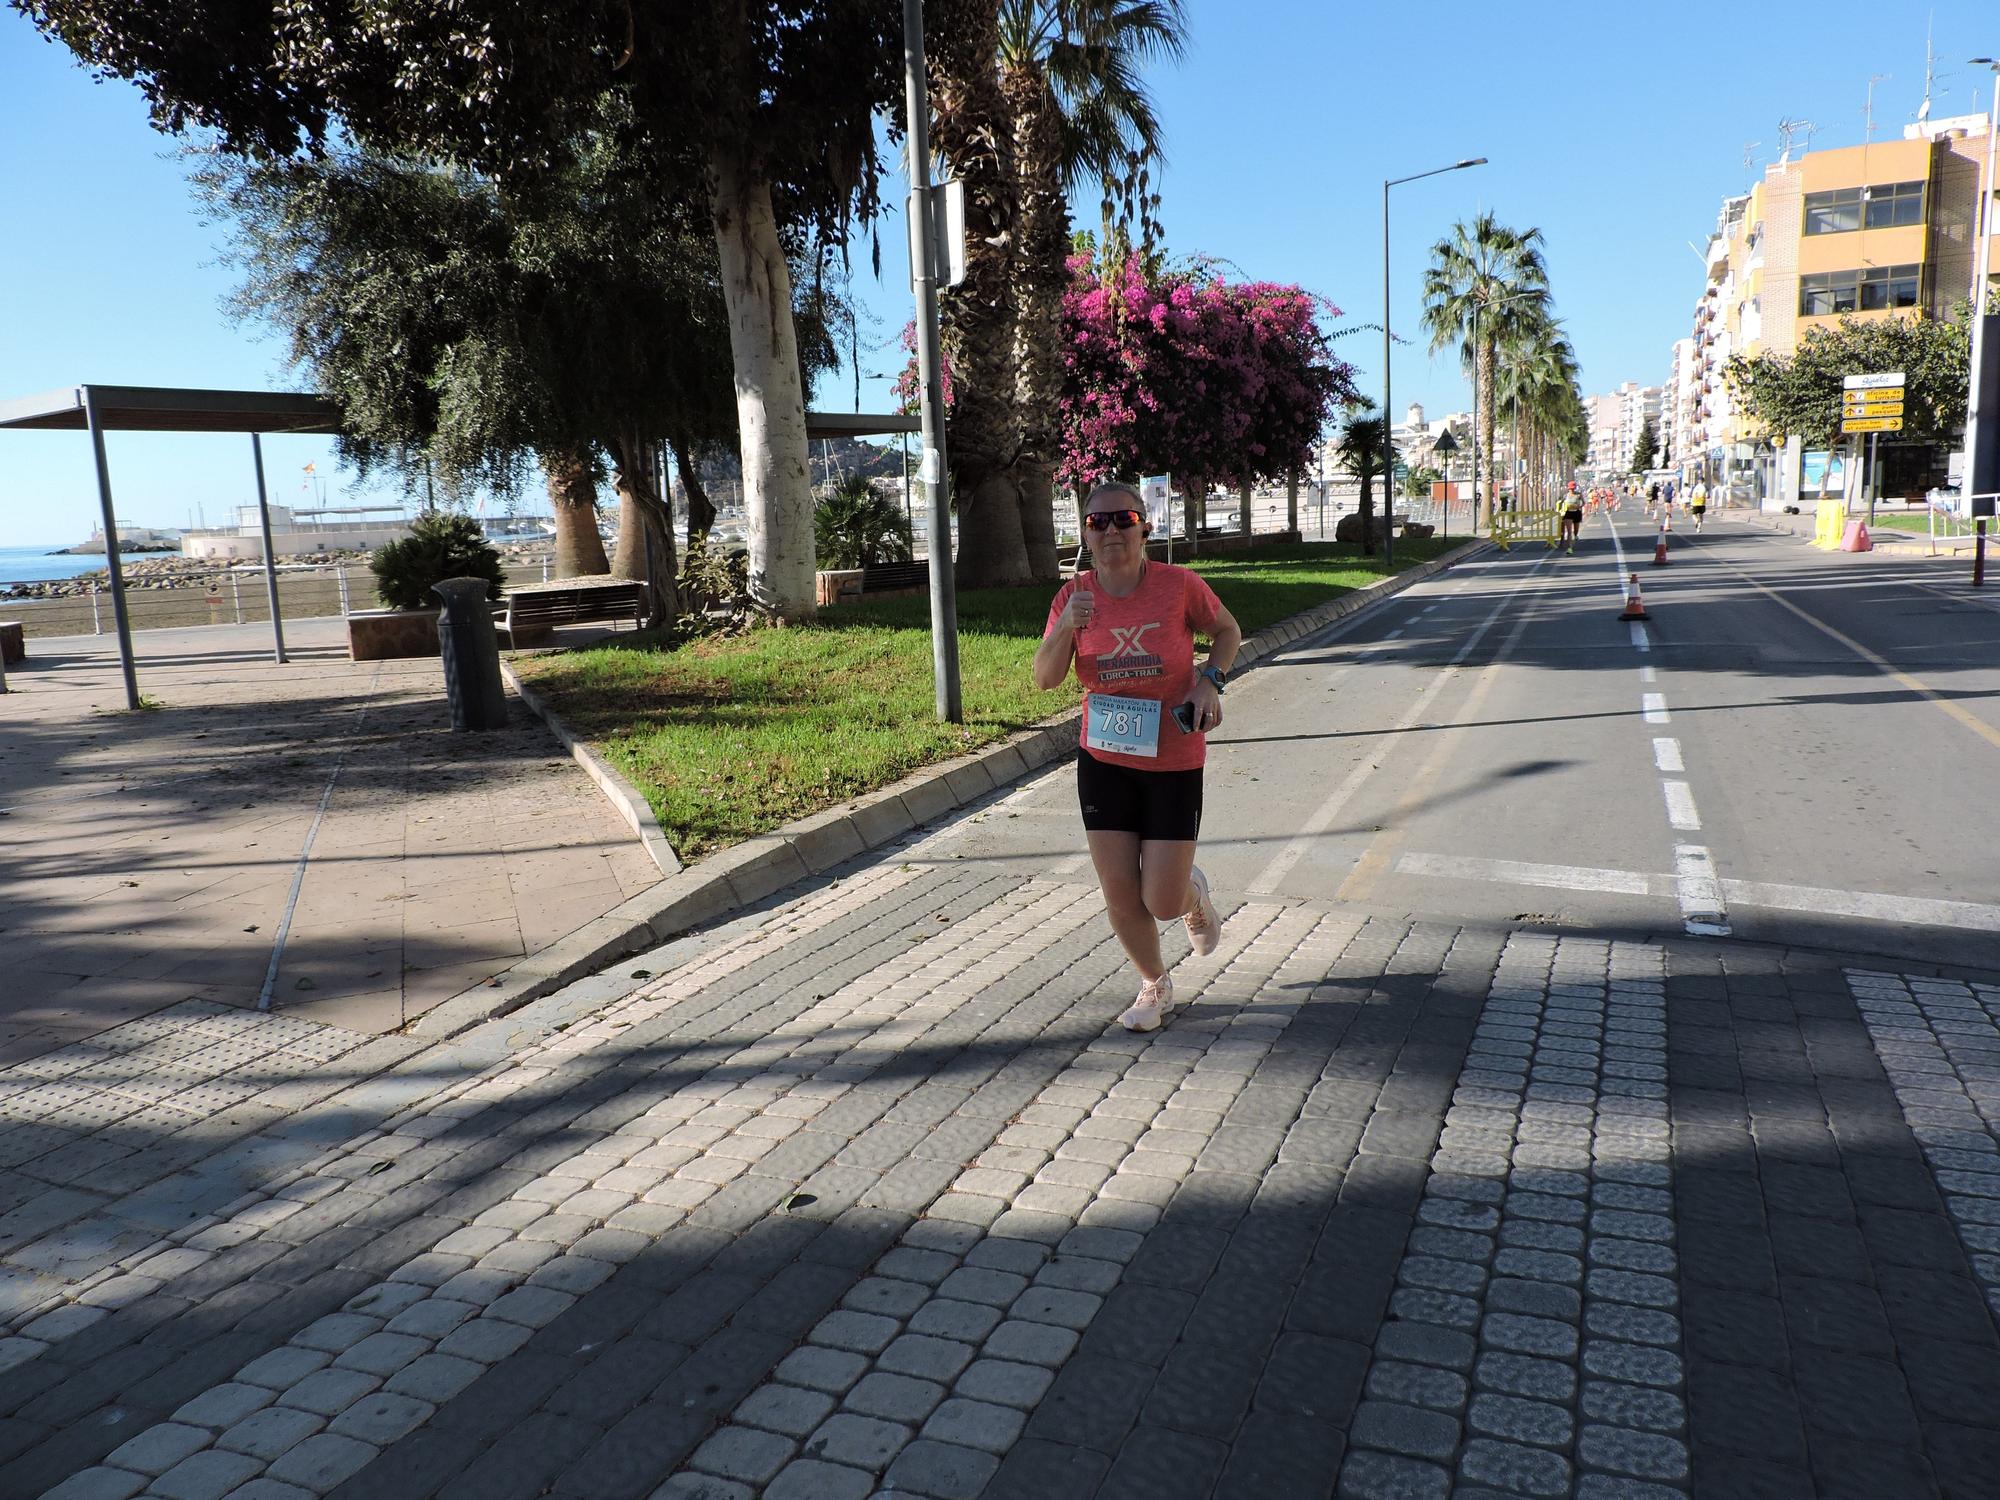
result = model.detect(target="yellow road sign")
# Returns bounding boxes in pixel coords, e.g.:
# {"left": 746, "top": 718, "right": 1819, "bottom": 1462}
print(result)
{"left": 1842, "top": 415, "right": 1904, "bottom": 433}
{"left": 1843, "top": 390, "right": 1904, "bottom": 409}
{"left": 1841, "top": 400, "right": 1904, "bottom": 418}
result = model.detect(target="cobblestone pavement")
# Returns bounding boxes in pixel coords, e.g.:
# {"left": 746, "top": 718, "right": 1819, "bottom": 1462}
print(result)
{"left": 5, "top": 828, "right": 2000, "bottom": 1498}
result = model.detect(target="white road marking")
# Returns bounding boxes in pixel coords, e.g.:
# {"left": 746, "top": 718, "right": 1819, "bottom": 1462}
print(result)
{"left": 1674, "top": 844, "right": 1731, "bottom": 935}
{"left": 1642, "top": 692, "right": 1669, "bottom": 724}
{"left": 1629, "top": 621, "right": 1650, "bottom": 651}
{"left": 1653, "top": 738, "right": 1683, "bottom": 772}
{"left": 1662, "top": 780, "right": 1701, "bottom": 830}
{"left": 1397, "top": 850, "right": 2000, "bottom": 932}
{"left": 1396, "top": 851, "right": 1650, "bottom": 895}
{"left": 1640, "top": 666, "right": 1657, "bottom": 683}
{"left": 1247, "top": 552, "right": 1553, "bottom": 894}
{"left": 1384, "top": 629, "right": 1405, "bottom": 640}
{"left": 1725, "top": 879, "right": 2000, "bottom": 934}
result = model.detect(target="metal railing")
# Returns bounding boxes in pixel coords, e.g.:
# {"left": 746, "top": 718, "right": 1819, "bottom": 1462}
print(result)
{"left": 0, "top": 556, "right": 561, "bottom": 641}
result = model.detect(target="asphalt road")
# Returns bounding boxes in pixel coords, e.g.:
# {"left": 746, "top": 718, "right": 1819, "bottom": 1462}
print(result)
{"left": 928, "top": 514, "right": 2000, "bottom": 973}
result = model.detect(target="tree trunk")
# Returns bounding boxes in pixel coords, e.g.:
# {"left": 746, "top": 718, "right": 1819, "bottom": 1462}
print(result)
{"left": 608, "top": 431, "right": 679, "bottom": 625}
{"left": 672, "top": 434, "right": 716, "bottom": 543}
{"left": 709, "top": 145, "right": 815, "bottom": 620}
{"left": 931, "top": 0, "right": 1032, "bottom": 591}
{"left": 543, "top": 449, "right": 609, "bottom": 578}
{"left": 1006, "top": 66, "right": 1070, "bottom": 584}
{"left": 1286, "top": 471, "right": 1299, "bottom": 534}
{"left": 1477, "top": 335, "right": 1499, "bottom": 531}
{"left": 1238, "top": 475, "right": 1253, "bottom": 537}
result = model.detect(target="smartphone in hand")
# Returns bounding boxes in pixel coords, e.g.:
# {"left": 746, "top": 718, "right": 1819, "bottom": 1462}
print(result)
{"left": 1171, "top": 701, "right": 1197, "bottom": 734}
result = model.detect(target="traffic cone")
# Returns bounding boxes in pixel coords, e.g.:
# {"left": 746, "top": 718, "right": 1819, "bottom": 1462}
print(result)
{"left": 1652, "top": 528, "right": 1670, "bottom": 566}
{"left": 1619, "top": 572, "right": 1650, "bottom": 621}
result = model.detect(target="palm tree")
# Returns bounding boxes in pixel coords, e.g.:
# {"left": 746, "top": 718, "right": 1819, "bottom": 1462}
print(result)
{"left": 1420, "top": 213, "right": 1550, "bottom": 530}
{"left": 998, "top": 0, "right": 1187, "bottom": 580}
{"left": 928, "top": 0, "right": 1035, "bottom": 589}
{"left": 1493, "top": 313, "right": 1579, "bottom": 510}
{"left": 1336, "top": 403, "right": 1392, "bottom": 547}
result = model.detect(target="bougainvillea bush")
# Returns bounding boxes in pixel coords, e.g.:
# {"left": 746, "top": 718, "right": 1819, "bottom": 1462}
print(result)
{"left": 1057, "top": 254, "right": 1358, "bottom": 491}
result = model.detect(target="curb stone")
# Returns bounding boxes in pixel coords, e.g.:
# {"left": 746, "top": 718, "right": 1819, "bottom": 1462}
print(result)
{"left": 499, "top": 659, "right": 683, "bottom": 877}
{"left": 412, "top": 538, "right": 1493, "bottom": 1041}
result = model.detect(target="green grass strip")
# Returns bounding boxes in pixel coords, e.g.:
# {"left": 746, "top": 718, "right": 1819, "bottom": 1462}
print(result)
{"left": 516, "top": 537, "right": 1455, "bottom": 858}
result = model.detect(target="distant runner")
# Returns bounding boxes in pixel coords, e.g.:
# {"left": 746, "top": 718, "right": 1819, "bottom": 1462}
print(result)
{"left": 1690, "top": 479, "right": 1709, "bottom": 533}
{"left": 1035, "top": 480, "right": 1244, "bottom": 1033}
{"left": 1560, "top": 481, "right": 1585, "bottom": 552}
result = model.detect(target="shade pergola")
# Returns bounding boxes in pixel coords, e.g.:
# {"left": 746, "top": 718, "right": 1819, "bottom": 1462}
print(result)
{"left": 0, "top": 385, "right": 346, "bottom": 706}
{"left": 0, "top": 383, "right": 920, "bottom": 708}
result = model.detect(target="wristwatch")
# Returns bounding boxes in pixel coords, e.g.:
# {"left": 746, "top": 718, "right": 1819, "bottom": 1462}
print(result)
{"left": 1198, "top": 665, "right": 1227, "bottom": 693}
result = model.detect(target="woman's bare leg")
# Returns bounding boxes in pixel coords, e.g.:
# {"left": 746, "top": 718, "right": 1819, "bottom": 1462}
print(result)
{"left": 1087, "top": 830, "right": 1164, "bottom": 981}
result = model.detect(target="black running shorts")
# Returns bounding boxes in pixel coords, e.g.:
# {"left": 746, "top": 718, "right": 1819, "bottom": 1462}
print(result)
{"left": 1077, "top": 749, "right": 1204, "bottom": 841}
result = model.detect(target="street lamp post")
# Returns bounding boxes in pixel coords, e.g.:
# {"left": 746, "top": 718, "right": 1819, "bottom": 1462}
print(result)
{"left": 1383, "top": 157, "right": 1486, "bottom": 569}
{"left": 1965, "top": 58, "right": 2000, "bottom": 516}
{"left": 901, "top": 0, "right": 961, "bottom": 722}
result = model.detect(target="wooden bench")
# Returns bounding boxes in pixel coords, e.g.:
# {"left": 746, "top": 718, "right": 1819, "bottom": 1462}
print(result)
{"left": 859, "top": 560, "right": 930, "bottom": 595}
{"left": 496, "top": 579, "right": 650, "bottom": 645}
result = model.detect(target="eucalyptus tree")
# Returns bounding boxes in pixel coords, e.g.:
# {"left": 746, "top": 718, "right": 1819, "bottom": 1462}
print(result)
{"left": 16, "top": 0, "right": 898, "bottom": 621}
{"left": 198, "top": 118, "right": 840, "bottom": 618}
{"left": 1420, "top": 213, "right": 1550, "bottom": 529}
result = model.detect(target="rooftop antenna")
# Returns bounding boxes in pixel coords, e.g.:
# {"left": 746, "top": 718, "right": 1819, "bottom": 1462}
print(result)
{"left": 1865, "top": 74, "right": 1891, "bottom": 140}
{"left": 1917, "top": 11, "right": 1941, "bottom": 125}
{"left": 1741, "top": 140, "right": 1761, "bottom": 173}
{"left": 1775, "top": 116, "right": 1815, "bottom": 164}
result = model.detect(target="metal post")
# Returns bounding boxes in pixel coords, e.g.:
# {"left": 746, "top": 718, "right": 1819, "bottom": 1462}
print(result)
{"left": 1977, "top": 518, "right": 1988, "bottom": 587}
{"left": 90, "top": 582, "right": 101, "bottom": 635}
{"left": 1866, "top": 431, "right": 1879, "bottom": 527}
{"left": 1381, "top": 180, "right": 1395, "bottom": 568}
{"left": 81, "top": 386, "right": 140, "bottom": 709}
{"left": 900, "top": 434, "right": 913, "bottom": 528}
{"left": 250, "top": 434, "right": 289, "bottom": 662}
{"left": 903, "top": 0, "right": 962, "bottom": 723}
{"left": 336, "top": 563, "right": 351, "bottom": 617}
{"left": 1469, "top": 305, "right": 1481, "bottom": 532}
{"left": 1964, "top": 65, "right": 2000, "bottom": 512}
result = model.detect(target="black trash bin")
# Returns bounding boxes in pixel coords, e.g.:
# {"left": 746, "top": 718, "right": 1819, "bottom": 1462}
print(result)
{"left": 434, "top": 576, "right": 508, "bottom": 731}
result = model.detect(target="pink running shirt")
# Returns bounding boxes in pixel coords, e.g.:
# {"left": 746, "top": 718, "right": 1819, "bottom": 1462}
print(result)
{"left": 1044, "top": 562, "right": 1224, "bottom": 772}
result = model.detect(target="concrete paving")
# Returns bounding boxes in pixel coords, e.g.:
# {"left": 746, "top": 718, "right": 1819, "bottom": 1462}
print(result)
{"left": 0, "top": 618, "right": 659, "bottom": 1049}
{"left": 4, "top": 522, "right": 2000, "bottom": 1499}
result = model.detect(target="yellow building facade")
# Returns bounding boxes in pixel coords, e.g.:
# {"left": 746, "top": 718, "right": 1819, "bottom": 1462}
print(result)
{"left": 1684, "top": 118, "right": 1999, "bottom": 504}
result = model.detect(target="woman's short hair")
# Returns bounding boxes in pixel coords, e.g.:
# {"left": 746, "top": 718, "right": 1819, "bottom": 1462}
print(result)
{"left": 1086, "top": 480, "right": 1144, "bottom": 511}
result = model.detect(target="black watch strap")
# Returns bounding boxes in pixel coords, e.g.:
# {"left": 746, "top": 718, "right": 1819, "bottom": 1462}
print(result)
{"left": 1200, "top": 665, "right": 1227, "bottom": 693}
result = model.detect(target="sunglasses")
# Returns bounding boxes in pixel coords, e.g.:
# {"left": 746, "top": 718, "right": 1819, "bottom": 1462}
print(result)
{"left": 1084, "top": 508, "right": 1144, "bottom": 532}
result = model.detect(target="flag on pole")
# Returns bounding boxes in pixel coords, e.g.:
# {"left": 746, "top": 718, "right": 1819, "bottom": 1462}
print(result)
{"left": 303, "top": 462, "right": 316, "bottom": 474}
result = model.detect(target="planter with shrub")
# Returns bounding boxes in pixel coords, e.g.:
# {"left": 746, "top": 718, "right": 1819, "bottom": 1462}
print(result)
{"left": 347, "top": 511, "right": 506, "bottom": 661}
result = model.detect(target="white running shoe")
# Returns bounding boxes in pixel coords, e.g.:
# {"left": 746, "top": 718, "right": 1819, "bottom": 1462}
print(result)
{"left": 1183, "top": 865, "right": 1221, "bottom": 957}
{"left": 1119, "top": 972, "right": 1172, "bottom": 1032}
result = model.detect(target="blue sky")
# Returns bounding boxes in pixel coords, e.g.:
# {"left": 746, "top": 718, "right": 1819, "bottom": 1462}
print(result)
{"left": 3, "top": 0, "right": 1997, "bottom": 544}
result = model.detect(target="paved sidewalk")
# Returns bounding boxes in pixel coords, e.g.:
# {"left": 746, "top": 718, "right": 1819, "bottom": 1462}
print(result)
{"left": 1, "top": 618, "right": 659, "bottom": 1047}
{"left": 4, "top": 799, "right": 1999, "bottom": 1498}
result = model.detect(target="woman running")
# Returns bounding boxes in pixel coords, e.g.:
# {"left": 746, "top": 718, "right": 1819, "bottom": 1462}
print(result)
{"left": 1561, "top": 482, "right": 1585, "bottom": 551}
{"left": 1035, "top": 480, "right": 1244, "bottom": 1032}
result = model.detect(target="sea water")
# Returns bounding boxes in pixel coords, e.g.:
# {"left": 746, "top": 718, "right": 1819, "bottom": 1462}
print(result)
{"left": 0, "top": 546, "right": 114, "bottom": 586}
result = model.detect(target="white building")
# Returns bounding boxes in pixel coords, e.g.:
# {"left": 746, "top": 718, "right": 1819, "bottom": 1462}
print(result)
{"left": 181, "top": 505, "right": 412, "bottom": 561}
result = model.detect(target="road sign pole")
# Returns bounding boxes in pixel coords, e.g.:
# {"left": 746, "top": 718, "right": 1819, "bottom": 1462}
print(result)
{"left": 1867, "top": 431, "right": 1878, "bottom": 525}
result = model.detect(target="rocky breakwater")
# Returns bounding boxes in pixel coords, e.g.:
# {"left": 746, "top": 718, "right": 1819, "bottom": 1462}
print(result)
{"left": 0, "top": 551, "right": 379, "bottom": 601}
